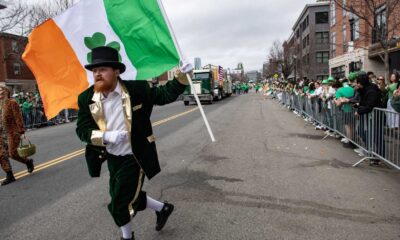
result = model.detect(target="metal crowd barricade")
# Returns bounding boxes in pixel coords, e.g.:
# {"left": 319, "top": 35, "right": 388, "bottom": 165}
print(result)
{"left": 364, "top": 108, "right": 400, "bottom": 170}
{"left": 332, "top": 104, "right": 372, "bottom": 158}
{"left": 275, "top": 92, "right": 400, "bottom": 170}
{"left": 284, "top": 92, "right": 291, "bottom": 107}
{"left": 23, "top": 107, "right": 78, "bottom": 130}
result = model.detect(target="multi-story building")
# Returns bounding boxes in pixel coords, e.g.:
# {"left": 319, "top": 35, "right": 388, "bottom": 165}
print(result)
{"left": 291, "top": 1, "right": 331, "bottom": 81}
{"left": 329, "top": 0, "right": 400, "bottom": 78}
{"left": 0, "top": 32, "right": 36, "bottom": 92}
{"left": 229, "top": 63, "right": 245, "bottom": 82}
{"left": 246, "top": 70, "right": 259, "bottom": 83}
{"left": 194, "top": 57, "right": 202, "bottom": 70}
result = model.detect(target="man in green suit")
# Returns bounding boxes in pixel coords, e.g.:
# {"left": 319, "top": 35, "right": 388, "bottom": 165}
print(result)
{"left": 76, "top": 46, "right": 192, "bottom": 240}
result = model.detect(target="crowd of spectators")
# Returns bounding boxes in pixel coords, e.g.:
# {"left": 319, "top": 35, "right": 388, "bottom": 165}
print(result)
{"left": 269, "top": 71, "right": 400, "bottom": 165}
{"left": 232, "top": 82, "right": 250, "bottom": 95}
{"left": 10, "top": 90, "right": 75, "bottom": 130}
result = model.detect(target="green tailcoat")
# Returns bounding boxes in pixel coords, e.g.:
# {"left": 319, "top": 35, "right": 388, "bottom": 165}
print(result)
{"left": 76, "top": 79, "right": 186, "bottom": 180}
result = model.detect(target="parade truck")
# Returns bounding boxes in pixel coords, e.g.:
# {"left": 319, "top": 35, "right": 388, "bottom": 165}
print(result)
{"left": 183, "top": 65, "right": 231, "bottom": 105}
{"left": 183, "top": 69, "right": 215, "bottom": 105}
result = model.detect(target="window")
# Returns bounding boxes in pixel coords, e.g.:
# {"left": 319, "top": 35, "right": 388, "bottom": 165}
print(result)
{"left": 13, "top": 63, "right": 21, "bottom": 75}
{"left": 306, "top": 16, "right": 309, "bottom": 28}
{"left": 316, "top": 32, "right": 329, "bottom": 44}
{"left": 331, "top": 32, "right": 336, "bottom": 58}
{"left": 350, "top": 16, "right": 360, "bottom": 41}
{"left": 316, "top": 51, "right": 329, "bottom": 63}
{"left": 301, "top": 16, "right": 309, "bottom": 32}
{"left": 316, "top": 12, "right": 329, "bottom": 24}
{"left": 373, "top": 5, "right": 387, "bottom": 43}
{"left": 303, "top": 37, "right": 307, "bottom": 48}
{"left": 306, "top": 34, "right": 309, "bottom": 46}
{"left": 11, "top": 40, "right": 19, "bottom": 53}
{"left": 330, "top": 1, "right": 336, "bottom": 26}
{"left": 349, "top": 61, "right": 362, "bottom": 72}
{"left": 331, "top": 65, "right": 345, "bottom": 78}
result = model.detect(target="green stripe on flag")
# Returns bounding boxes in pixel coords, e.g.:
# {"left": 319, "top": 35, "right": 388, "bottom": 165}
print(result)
{"left": 104, "top": 0, "right": 180, "bottom": 80}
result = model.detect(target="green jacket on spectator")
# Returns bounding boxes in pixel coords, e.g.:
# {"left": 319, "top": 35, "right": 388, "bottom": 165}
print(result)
{"left": 21, "top": 101, "right": 33, "bottom": 114}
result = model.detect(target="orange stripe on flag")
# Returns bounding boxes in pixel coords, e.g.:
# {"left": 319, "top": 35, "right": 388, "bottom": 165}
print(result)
{"left": 22, "top": 19, "right": 88, "bottom": 119}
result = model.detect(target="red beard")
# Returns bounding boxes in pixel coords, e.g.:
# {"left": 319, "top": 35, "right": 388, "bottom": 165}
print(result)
{"left": 94, "top": 80, "right": 114, "bottom": 93}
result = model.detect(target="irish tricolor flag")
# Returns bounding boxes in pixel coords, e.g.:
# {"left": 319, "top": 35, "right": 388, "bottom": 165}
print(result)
{"left": 23, "top": 0, "right": 180, "bottom": 119}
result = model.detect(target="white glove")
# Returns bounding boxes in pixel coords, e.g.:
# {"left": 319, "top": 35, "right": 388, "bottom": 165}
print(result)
{"left": 103, "top": 130, "right": 128, "bottom": 145}
{"left": 179, "top": 60, "right": 194, "bottom": 73}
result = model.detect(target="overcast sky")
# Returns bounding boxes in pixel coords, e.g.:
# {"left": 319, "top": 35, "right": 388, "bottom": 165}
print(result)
{"left": 162, "top": 0, "right": 312, "bottom": 72}
{"left": 12, "top": 0, "right": 314, "bottom": 72}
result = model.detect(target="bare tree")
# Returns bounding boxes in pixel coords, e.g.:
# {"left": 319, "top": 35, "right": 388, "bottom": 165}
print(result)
{"left": 25, "top": 0, "right": 76, "bottom": 35}
{"left": 0, "top": 0, "right": 76, "bottom": 67}
{"left": 0, "top": 1, "right": 30, "bottom": 34}
{"left": 267, "top": 40, "right": 294, "bottom": 80}
{"left": 0, "top": 0, "right": 75, "bottom": 36}
{"left": 333, "top": 0, "right": 400, "bottom": 81}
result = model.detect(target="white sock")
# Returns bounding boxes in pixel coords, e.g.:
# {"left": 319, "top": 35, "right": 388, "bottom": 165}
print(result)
{"left": 120, "top": 222, "right": 132, "bottom": 239}
{"left": 146, "top": 196, "right": 164, "bottom": 212}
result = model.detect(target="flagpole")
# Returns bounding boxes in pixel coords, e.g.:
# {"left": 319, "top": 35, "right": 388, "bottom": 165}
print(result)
{"left": 158, "top": 0, "right": 216, "bottom": 142}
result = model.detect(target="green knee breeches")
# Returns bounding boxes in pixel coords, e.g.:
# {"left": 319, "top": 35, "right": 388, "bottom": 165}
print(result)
{"left": 107, "top": 154, "right": 147, "bottom": 227}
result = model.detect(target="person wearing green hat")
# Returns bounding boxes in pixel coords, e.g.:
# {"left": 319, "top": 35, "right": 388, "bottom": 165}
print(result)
{"left": 334, "top": 78, "right": 355, "bottom": 146}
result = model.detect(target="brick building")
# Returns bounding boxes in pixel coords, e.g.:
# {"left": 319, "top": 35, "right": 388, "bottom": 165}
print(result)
{"left": 0, "top": 32, "right": 36, "bottom": 93}
{"left": 329, "top": 0, "right": 400, "bottom": 79}
{"left": 150, "top": 66, "right": 179, "bottom": 86}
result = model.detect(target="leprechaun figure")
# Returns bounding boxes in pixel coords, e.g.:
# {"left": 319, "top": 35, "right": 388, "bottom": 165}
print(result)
{"left": 76, "top": 46, "right": 193, "bottom": 240}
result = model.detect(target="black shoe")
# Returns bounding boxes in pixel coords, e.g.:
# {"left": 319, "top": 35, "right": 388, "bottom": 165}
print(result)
{"left": 120, "top": 232, "right": 134, "bottom": 240}
{"left": 155, "top": 202, "right": 174, "bottom": 231}
{"left": 1, "top": 171, "right": 16, "bottom": 186}
{"left": 26, "top": 159, "right": 34, "bottom": 173}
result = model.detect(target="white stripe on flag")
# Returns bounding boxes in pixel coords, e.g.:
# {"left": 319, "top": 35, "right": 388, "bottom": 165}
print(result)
{"left": 53, "top": 0, "right": 137, "bottom": 85}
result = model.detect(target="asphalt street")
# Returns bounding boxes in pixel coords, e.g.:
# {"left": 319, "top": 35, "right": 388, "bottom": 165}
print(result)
{"left": 0, "top": 92, "right": 399, "bottom": 240}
